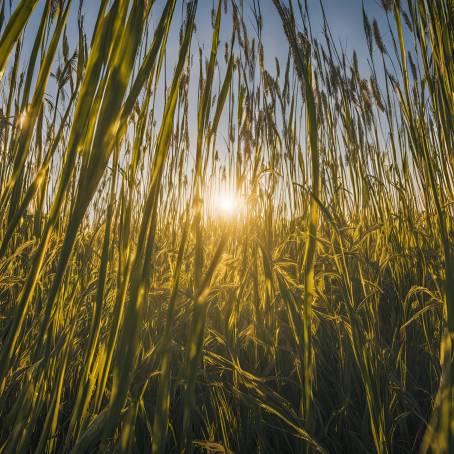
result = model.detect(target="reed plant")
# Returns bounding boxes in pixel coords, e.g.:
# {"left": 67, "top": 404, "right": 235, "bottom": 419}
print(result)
{"left": 0, "top": 0, "right": 452, "bottom": 452}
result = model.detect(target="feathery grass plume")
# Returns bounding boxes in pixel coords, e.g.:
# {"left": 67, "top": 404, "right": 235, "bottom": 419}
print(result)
{"left": 373, "top": 18, "right": 386, "bottom": 54}
{"left": 370, "top": 74, "right": 385, "bottom": 111}
{"left": 363, "top": 5, "right": 373, "bottom": 54}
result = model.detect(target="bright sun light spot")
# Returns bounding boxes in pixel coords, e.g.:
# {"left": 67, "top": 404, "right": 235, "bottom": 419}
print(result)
{"left": 19, "top": 111, "right": 28, "bottom": 129}
{"left": 213, "top": 191, "right": 243, "bottom": 218}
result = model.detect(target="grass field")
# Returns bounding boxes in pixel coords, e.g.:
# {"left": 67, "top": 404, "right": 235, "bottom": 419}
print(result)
{"left": 0, "top": 0, "right": 452, "bottom": 452}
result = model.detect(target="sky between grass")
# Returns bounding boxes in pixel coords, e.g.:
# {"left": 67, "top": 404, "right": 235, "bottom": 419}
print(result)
{"left": 9, "top": 0, "right": 407, "bottom": 178}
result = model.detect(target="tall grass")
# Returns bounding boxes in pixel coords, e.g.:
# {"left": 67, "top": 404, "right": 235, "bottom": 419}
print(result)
{"left": 0, "top": 0, "right": 452, "bottom": 452}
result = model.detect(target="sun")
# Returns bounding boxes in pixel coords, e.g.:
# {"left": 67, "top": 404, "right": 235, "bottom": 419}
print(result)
{"left": 213, "top": 191, "right": 243, "bottom": 218}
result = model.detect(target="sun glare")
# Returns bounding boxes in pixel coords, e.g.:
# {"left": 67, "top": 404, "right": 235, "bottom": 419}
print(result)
{"left": 213, "top": 191, "right": 243, "bottom": 218}
{"left": 19, "top": 110, "right": 28, "bottom": 129}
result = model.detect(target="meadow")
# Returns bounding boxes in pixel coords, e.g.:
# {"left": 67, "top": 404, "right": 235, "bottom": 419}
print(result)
{"left": 0, "top": 0, "right": 452, "bottom": 452}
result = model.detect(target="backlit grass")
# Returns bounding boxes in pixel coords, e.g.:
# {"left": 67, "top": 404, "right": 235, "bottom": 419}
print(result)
{"left": 0, "top": 0, "right": 452, "bottom": 452}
